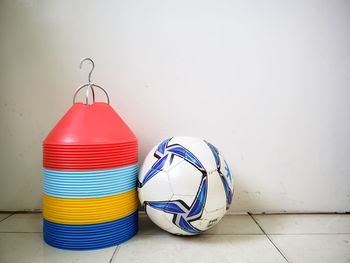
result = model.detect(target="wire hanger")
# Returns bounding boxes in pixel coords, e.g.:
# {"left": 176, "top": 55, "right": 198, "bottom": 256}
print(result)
{"left": 73, "top": 57, "right": 110, "bottom": 105}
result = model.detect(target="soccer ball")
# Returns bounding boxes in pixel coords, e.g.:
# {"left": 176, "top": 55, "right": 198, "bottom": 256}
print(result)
{"left": 138, "top": 136, "right": 234, "bottom": 235}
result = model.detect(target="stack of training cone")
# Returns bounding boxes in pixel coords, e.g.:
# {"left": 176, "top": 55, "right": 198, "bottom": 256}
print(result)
{"left": 43, "top": 59, "right": 138, "bottom": 250}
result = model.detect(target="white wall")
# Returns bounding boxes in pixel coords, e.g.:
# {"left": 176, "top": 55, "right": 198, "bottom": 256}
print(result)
{"left": 0, "top": 0, "right": 349, "bottom": 212}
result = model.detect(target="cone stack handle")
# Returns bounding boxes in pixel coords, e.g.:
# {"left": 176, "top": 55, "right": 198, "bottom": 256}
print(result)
{"left": 73, "top": 58, "right": 110, "bottom": 105}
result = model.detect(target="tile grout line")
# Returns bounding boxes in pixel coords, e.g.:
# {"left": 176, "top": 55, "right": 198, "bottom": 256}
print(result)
{"left": 1, "top": 231, "right": 348, "bottom": 235}
{"left": 137, "top": 233, "right": 265, "bottom": 236}
{"left": 109, "top": 245, "right": 120, "bottom": 263}
{"left": 261, "top": 233, "right": 350, "bottom": 235}
{"left": 0, "top": 213, "right": 14, "bottom": 223}
{"left": 248, "top": 213, "right": 290, "bottom": 263}
{"left": 0, "top": 232, "right": 42, "bottom": 234}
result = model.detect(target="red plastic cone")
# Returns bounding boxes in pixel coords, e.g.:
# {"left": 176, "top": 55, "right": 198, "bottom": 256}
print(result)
{"left": 44, "top": 102, "right": 137, "bottom": 146}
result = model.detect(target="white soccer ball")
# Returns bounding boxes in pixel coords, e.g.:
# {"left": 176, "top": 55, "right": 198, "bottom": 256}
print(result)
{"left": 138, "top": 136, "right": 234, "bottom": 235}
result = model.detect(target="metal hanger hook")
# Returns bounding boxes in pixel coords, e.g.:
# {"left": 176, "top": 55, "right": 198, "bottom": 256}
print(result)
{"left": 73, "top": 57, "right": 110, "bottom": 105}
{"left": 79, "top": 57, "right": 95, "bottom": 83}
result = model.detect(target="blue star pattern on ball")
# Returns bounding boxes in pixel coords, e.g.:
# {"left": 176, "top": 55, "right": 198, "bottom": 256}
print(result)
{"left": 206, "top": 141, "right": 233, "bottom": 209}
{"left": 146, "top": 176, "right": 207, "bottom": 234}
{"left": 138, "top": 138, "right": 206, "bottom": 187}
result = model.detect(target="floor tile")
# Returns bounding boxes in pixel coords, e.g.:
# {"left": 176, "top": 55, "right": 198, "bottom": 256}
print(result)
{"left": 270, "top": 234, "right": 350, "bottom": 263}
{"left": 0, "top": 213, "right": 12, "bottom": 222}
{"left": 138, "top": 213, "right": 263, "bottom": 235}
{"left": 205, "top": 214, "right": 263, "bottom": 235}
{"left": 252, "top": 214, "right": 350, "bottom": 234}
{"left": 0, "top": 213, "right": 42, "bottom": 232}
{"left": 113, "top": 234, "right": 287, "bottom": 263}
{"left": 0, "top": 233, "right": 117, "bottom": 263}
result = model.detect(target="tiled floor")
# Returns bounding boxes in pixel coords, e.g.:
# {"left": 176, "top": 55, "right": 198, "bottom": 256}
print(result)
{"left": 0, "top": 213, "right": 349, "bottom": 263}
